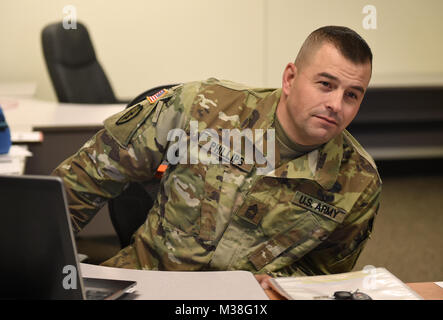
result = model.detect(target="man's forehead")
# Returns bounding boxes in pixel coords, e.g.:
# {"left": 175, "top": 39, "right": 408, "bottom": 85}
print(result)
{"left": 307, "top": 43, "right": 372, "bottom": 88}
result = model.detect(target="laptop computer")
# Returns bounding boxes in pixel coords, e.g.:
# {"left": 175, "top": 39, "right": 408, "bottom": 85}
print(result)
{"left": 0, "top": 174, "right": 136, "bottom": 300}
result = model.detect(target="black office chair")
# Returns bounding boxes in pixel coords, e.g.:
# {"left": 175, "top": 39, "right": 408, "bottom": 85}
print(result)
{"left": 109, "top": 84, "right": 180, "bottom": 248}
{"left": 41, "top": 21, "right": 120, "bottom": 104}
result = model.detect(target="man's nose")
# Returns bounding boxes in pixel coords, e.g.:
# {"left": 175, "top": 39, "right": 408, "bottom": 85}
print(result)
{"left": 326, "top": 91, "right": 343, "bottom": 113}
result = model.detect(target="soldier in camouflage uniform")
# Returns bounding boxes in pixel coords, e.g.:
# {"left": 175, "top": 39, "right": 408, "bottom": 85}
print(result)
{"left": 53, "top": 26, "right": 381, "bottom": 284}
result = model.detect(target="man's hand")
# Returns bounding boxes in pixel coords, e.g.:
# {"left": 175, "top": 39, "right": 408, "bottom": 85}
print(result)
{"left": 254, "top": 274, "right": 273, "bottom": 290}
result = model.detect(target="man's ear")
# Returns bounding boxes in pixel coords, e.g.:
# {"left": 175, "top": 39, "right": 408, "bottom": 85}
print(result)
{"left": 282, "top": 62, "right": 297, "bottom": 96}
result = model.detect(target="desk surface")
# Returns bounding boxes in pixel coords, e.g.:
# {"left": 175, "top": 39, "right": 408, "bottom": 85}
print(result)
{"left": 1, "top": 97, "right": 124, "bottom": 131}
{"left": 81, "top": 263, "right": 442, "bottom": 300}
{"left": 80, "top": 263, "right": 269, "bottom": 300}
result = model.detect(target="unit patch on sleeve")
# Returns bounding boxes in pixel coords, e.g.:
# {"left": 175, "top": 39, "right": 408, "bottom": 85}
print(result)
{"left": 116, "top": 104, "right": 143, "bottom": 125}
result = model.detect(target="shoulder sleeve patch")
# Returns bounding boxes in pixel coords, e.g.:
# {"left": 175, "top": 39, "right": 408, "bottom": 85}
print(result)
{"left": 103, "top": 101, "right": 157, "bottom": 148}
{"left": 116, "top": 104, "right": 143, "bottom": 125}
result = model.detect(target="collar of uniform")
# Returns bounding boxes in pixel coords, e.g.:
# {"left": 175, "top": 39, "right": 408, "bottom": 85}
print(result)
{"left": 227, "top": 87, "right": 342, "bottom": 189}
{"left": 240, "top": 88, "right": 281, "bottom": 130}
{"left": 263, "top": 132, "right": 343, "bottom": 190}
{"left": 249, "top": 88, "right": 343, "bottom": 189}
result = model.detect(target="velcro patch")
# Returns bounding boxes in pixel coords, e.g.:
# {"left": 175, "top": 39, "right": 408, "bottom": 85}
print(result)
{"left": 147, "top": 89, "right": 168, "bottom": 104}
{"left": 292, "top": 191, "right": 347, "bottom": 223}
{"left": 198, "top": 138, "right": 253, "bottom": 173}
{"left": 105, "top": 101, "right": 157, "bottom": 147}
{"left": 236, "top": 198, "right": 268, "bottom": 226}
{"left": 116, "top": 104, "right": 143, "bottom": 125}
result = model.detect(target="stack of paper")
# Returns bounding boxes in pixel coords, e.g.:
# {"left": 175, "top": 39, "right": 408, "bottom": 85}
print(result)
{"left": 10, "top": 131, "right": 43, "bottom": 143}
{"left": 0, "top": 145, "right": 32, "bottom": 175}
{"left": 270, "top": 267, "right": 423, "bottom": 300}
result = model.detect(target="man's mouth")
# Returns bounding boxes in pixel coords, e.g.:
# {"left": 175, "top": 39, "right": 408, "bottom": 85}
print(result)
{"left": 314, "top": 115, "right": 338, "bottom": 126}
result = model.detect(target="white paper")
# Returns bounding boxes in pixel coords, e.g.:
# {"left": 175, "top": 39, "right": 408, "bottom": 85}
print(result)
{"left": 435, "top": 281, "right": 443, "bottom": 289}
{"left": 0, "top": 157, "right": 26, "bottom": 175}
{"left": 0, "top": 145, "right": 32, "bottom": 159}
{"left": 270, "top": 267, "right": 423, "bottom": 300}
{"left": 0, "top": 146, "right": 30, "bottom": 175}
{"left": 11, "top": 131, "right": 43, "bottom": 143}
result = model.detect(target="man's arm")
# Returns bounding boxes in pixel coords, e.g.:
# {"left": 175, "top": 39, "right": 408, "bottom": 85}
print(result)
{"left": 52, "top": 87, "right": 189, "bottom": 233}
{"left": 52, "top": 128, "right": 156, "bottom": 232}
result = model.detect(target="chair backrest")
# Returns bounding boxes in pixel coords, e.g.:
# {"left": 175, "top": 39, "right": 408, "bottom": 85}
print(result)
{"left": 41, "top": 21, "right": 117, "bottom": 104}
{"left": 109, "top": 84, "right": 180, "bottom": 248}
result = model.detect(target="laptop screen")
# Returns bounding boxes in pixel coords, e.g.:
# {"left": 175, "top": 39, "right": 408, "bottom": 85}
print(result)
{"left": 0, "top": 175, "right": 84, "bottom": 299}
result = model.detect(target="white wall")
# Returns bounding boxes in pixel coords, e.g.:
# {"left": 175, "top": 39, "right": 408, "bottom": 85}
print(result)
{"left": 1, "top": 0, "right": 442, "bottom": 102}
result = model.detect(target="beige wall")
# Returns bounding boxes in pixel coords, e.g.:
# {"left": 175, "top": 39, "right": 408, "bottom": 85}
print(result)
{"left": 1, "top": 0, "right": 442, "bottom": 102}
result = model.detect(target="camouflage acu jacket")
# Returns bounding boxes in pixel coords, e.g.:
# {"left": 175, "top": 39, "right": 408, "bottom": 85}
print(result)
{"left": 53, "top": 78, "right": 382, "bottom": 276}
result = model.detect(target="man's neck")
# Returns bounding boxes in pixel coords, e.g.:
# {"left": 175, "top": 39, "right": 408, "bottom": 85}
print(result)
{"left": 275, "top": 98, "right": 317, "bottom": 148}
{"left": 274, "top": 112, "right": 321, "bottom": 164}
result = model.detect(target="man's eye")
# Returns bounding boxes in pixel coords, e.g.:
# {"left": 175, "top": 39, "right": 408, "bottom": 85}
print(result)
{"left": 320, "top": 81, "right": 331, "bottom": 88}
{"left": 346, "top": 92, "right": 358, "bottom": 99}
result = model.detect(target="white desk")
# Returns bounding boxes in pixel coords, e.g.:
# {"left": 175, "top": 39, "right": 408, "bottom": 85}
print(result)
{"left": 1, "top": 97, "right": 125, "bottom": 174}
{"left": 1, "top": 97, "right": 124, "bottom": 132}
{"left": 80, "top": 263, "right": 269, "bottom": 300}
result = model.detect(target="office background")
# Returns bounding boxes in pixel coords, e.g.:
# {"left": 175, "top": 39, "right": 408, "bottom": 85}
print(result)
{"left": 1, "top": 0, "right": 442, "bottom": 283}
{"left": 2, "top": 0, "right": 443, "bottom": 99}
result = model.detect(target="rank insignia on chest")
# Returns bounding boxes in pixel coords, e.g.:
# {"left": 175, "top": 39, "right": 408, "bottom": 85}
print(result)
{"left": 292, "top": 191, "right": 347, "bottom": 223}
{"left": 147, "top": 89, "right": 168, "bottom": 104}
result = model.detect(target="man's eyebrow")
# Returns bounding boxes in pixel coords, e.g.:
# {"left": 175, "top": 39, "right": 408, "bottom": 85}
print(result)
{"left": 318, "top": 72, "right": 338, "bottom": 81}
{"left": 317, "top": 72, "right": 365, "bottom": 94}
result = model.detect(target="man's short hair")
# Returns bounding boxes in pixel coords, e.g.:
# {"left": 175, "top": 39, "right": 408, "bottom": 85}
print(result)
{"left": 295, "top": 26, "right": 373, "bottom": 69}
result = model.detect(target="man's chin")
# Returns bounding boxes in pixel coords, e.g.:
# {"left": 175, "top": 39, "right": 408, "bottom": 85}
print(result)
{"left": 304, "top": 130, "right": 336, "bottom": 146}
